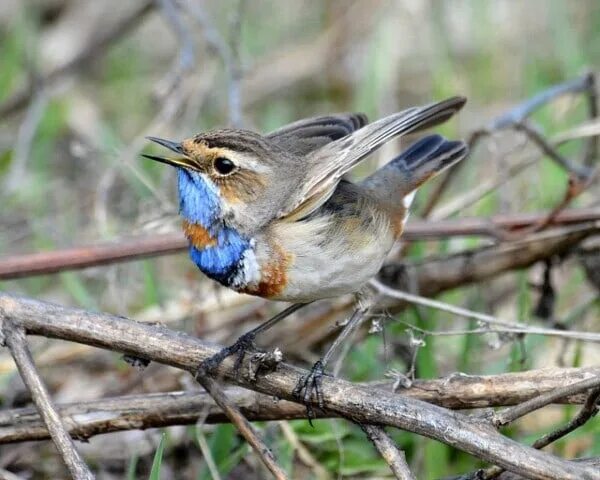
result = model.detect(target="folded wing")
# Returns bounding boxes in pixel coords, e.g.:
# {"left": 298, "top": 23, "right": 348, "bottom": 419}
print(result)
{"left": 267, "top": 113, "right": 368, "bottom": 156}
{"left": 277, "top": 96, "right": 467, "bottom": 221}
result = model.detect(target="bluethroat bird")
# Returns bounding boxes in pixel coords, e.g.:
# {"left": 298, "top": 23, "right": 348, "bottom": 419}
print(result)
{"left": 144, "top": 96, "right": 468, "bottom": 400}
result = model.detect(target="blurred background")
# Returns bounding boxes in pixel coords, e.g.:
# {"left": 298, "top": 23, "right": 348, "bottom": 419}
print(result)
{"left": 0, "top": 1, "right": 598, "bottom": 478}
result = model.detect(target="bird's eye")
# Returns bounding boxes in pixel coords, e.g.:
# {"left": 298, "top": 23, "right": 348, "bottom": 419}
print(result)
{"left": 213, "top": 157, "right": 236, "bottom": 176}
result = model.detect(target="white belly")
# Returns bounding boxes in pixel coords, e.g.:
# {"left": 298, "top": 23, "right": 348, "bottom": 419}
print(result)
{"left": 260, "top": 211, "right": 396, "bottom": 302}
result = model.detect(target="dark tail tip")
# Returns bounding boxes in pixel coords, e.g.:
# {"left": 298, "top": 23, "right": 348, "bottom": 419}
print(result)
{"left": 395, "top": 134, "right": 468, "bottom": 180}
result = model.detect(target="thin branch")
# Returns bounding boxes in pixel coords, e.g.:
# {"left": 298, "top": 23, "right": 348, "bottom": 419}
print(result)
{"left": 482, "top": 387, "right": 600, "bottom": 480}
{"left": 533, "top": 387, "right": 600, "bottom": 449}
{"left": 0, "top": 233, "right": 187, "bottom": 280}
{"left": 491, "top": 74, "right": 595, "bottom": 129}
{"left": 380, "top": 220, "right": 599, "bottom": 299}
{"left": 361, "top": 424, "right": 415, "bottom": 480}
{"left": 1, "top": 209, "right": 598, "bottom": 280}
{"left": 371, "top": 280, "right": 600, "bottom": 343}
{"left": 515, "top": 121, "right": 592, "bottom": 179}
{"left": 492, "top": 377, "right": 600, "bottom": 428}
{"left": 195, "top": 375, "right": 288, "bottom": 480}
{"left": 1, "top": 319, "right": 94, "bottom": 480}
{"left": 1, "top": 294, "right": 597, "bottom": 479}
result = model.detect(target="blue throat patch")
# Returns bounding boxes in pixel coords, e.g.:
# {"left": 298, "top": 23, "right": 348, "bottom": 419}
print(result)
{"left": 177, "top": 169, "right": 250, "bottom": 285}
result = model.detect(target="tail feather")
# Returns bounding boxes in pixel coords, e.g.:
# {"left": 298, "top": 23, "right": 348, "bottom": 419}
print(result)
{"left": 397, "top": 134, "right": 467, "bottom": 181}
{"left": 361, "top": 134, "right": 468, "bottom": 208}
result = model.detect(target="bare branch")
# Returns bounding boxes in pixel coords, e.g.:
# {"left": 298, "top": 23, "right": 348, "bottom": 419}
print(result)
{"left": 1, "top": 319, "right": 93, "bottom": 479}
{"left": 533, "top": 386, "right": 600, "bottom": 449}
{"left": 515, "top": 121, "right": 592, "bottom": 179}
{"left": 361, "top": 424, "right": 415, "bottom": 480}
{"left": 371, "top": 279, "right": 600, "bottom": 343}
{"left": 492, "top": 376, "right": 600, "bottom": 428}
{"left": 0, "top": 293, "right": 597, "bottom": 479}
{"left": 1, "top": 209, "right": 597, "bottom": 280}
{"left": 380, "top": 221, "right": 599, "bottom": 298}
{"left": 1, "top": 368, "right": 598, "bottom": 444}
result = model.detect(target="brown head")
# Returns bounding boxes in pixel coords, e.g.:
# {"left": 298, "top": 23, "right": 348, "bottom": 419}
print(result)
{"left": 143, "top": 129, "right": 302, "bottom": 234}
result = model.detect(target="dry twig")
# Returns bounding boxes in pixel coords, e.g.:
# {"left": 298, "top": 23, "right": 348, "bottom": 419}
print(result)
{"left": 361, "top": 424, "right": 415, "bottom": 480}
{"left": 492, "top": 376, "right": 600, "bottom": 428}
{"left": 195, "top": 374, "right": 288, "bottom": 479}
{"left": 1, "top": 319, "right": 93, "bottom": 479}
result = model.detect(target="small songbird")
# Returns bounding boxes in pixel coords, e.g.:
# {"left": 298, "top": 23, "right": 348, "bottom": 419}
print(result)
{"left": 144, "top": 97, "right": 468, "bottom": 305}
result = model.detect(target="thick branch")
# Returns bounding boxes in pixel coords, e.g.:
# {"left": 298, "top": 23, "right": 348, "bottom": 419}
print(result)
{"left": 0, "top": 368, "right": 597, "bottom": 444}
{"left": 0, "top": 294, "right": 597, "bottom": 480}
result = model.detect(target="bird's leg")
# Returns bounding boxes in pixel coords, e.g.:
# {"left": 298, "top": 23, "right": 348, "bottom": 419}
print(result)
{"left": 197, "top": 302, "right": 309, "bottom": 379}
{"left": 293, "top": 293, "right": 374, "bottom": 423}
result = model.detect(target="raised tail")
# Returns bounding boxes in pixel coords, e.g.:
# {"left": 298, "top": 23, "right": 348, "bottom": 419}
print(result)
{"left": 361, "top": 134, "right": 468, "bottom": 209}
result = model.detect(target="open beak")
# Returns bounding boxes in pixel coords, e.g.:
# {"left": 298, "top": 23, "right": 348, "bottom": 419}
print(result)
{"left": 142, "top": 136, "right": 195, "bottom": 169}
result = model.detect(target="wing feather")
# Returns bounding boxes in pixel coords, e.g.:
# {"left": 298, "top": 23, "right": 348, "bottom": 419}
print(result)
{"left": 267, "top": 113, "right": 368, "bottom": 156}
{"left": 277, "top": 96, "right": 466, "bottom": 220}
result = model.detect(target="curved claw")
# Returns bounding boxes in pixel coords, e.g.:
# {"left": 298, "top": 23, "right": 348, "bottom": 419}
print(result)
{"left": 196, "top": 332, "right": 258, "bottom": 379}
{"left": 293, "top": 360, "right": 326, "bottom": 425}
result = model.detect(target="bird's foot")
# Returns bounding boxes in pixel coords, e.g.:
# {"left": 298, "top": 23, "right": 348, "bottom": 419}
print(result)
{"left": 196, "top": 331, "right": 258, "bottom": 380}
{"left": 293, "top": 360, "right": 327, "bottom": 425}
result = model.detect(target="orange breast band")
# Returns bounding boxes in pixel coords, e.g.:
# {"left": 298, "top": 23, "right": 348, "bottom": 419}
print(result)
{"left": 182, "top": 220, "right": 217, "bottom": 249}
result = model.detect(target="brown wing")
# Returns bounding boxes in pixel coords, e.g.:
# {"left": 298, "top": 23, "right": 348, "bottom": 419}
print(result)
{"left": 277, "top": 96, "right": 467, "bottom": 221}
{"left": 267, "top": 113, "right": 368, "bottom": 156}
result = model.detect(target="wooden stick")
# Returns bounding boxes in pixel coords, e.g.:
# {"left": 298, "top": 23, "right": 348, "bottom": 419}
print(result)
{"left": 0, "top": 367, "right": 598, "bottom": 444}
{"left": 361, "top": 424, "right": 415, "bottom": 480}
{"left": 1, "top": 319, "right": 94, "bottom": 479}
